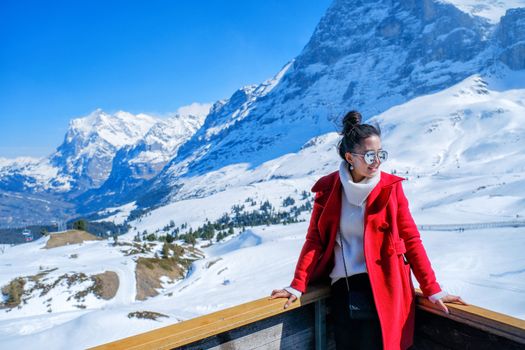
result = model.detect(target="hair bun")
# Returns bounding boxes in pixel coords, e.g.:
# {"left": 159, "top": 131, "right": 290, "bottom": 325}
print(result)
{"left": 342, "top": 110, "right": 362, "bottom": 134}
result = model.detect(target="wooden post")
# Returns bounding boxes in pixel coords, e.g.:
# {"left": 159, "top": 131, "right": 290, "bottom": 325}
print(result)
{"left": 315, "top": 299, "right": 327, "bottom": 350}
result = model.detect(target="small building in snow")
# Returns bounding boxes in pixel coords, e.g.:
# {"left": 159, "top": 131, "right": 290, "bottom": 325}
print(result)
{"left": 22, "top": 229, "right": 33, "bottom": 242}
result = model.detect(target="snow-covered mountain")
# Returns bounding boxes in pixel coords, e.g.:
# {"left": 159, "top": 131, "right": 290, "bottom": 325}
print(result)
{"left": 1, "top": 1, "right": 525, "bottom": 348}
{"left": 0, "top": 109, "right": 158, "bottom": 196}
{"left": 0, "top": 110, "right": 157, "bottom": 227}
{"left": 1, "top": 0, "right": 524, "bottom": 226}
{"left": 136, "top": 1, "right": 525, "bottom": 210}
{"left": 0, "top": 106, "right": 209, "bottom": 227}
{"left": 375, "top": 70, "right": 525, "bottom": 176}
{"left": 124, "top": 69, "right": 525, "bottom": 236}
{"left": 76, "top": 107, "right": 209, "bottom": 212}
{"left": 50, "top": 109, "right": 158, "bottom": 193}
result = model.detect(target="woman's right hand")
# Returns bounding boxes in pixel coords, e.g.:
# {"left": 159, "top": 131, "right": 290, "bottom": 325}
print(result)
{"left": 270, "top": 289, "right": 297, "bottom": 309}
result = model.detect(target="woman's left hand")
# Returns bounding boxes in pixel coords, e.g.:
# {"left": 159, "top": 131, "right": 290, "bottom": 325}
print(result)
{"left": 436, "top": 294, "right": 469, "bottom": 314}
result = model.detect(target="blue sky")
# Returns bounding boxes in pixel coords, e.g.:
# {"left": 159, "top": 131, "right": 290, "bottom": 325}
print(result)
{"left": 0, "top": 0, "right": 331, "bottom": 158}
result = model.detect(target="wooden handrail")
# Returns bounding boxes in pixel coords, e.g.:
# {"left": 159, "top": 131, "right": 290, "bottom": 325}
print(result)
{"left": 90, "top": 285, "right": 330, "bottom": 350}
{"left": 90, "top": 285, "right": 525, "bottom": 349}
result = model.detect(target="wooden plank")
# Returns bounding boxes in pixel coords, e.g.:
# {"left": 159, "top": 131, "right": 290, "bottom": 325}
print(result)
{"left": 178, "top": 303, "right": 317, "bottom": 350}
{"left": 315, "top": 299, "right": 327, "bottom": 350}
{"left": 89, "top": 285, "right": 330, "bottom": 350}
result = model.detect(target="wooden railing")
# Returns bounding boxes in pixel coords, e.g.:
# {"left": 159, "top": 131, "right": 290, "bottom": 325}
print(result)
{"left": 90, "top": 286, "right": 525, "bottom": 350}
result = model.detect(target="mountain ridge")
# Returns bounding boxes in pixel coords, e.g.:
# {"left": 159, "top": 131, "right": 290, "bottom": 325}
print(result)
{"left": 0, "top": 0, "right": 524, "bottom": 227}
{"left": 134, "top": 1, "right": 524, "bottom": 209}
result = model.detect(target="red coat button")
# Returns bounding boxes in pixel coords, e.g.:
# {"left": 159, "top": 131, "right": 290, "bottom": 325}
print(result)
{"left": 387, "top": 247, "right": 395, "bottom": 255}
{"left": 379, "top": 222, "right": 390, "bottom": 232}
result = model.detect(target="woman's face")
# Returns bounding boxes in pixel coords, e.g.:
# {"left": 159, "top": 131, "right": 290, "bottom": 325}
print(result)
{"left": 344, "top": 135, "right": 382, "bottom": 182}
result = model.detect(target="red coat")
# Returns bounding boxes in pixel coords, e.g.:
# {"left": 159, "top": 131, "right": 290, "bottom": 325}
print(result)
{"left": 290, "top": 170, "right": 442, "bottom": 350}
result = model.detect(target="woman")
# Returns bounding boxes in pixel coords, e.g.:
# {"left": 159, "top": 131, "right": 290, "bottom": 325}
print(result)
{"left": 270, "top": 111, "right": 467, "bottom": 350}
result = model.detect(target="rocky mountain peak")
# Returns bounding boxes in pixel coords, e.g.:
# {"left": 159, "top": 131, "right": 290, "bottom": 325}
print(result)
{"left": 49, "top": 109, "right": 158, "bottom": 192}
{"left": 147, "top": 0, "right": 500, "bottom": 200}
{"left": 496, "top": 8, "right": 525, "bottom": 70}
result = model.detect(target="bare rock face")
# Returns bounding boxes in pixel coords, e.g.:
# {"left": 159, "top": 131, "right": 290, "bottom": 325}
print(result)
{"left": 497, "top": 8, "right": 525, "bottom": 70}
{"left": 92, "top": 271, "right": 119, "bottom": 300}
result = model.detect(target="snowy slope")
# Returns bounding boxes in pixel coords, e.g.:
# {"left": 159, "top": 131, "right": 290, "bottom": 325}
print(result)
{"left": 141, "top": 0, "right": 525, "bottom": 209}
{"left": 2, "top": 70, "right": 525, "bottom": 346}
{"left": 115, "top": 68, "right": 525, "bottom": 232}
{"left": 0, "top": 223, "right": 523, "bottom": 349}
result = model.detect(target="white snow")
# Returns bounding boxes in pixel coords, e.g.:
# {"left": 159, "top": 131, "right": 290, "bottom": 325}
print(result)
{"left": 1, "top": 1, "right": 525, "bottom": 347}
{"left": 95, "top": 202, "right": 137, "bottom": 225}
{"left": 0, "top": 222, "right": 523, "bottom": 349}
{"left": 0, "top": 157, "right": 41, "bottom": 168}
{"left": 443, "top": 0, "right": 525, "bottom": 23}
{"left": 68, "top": 109, "right": 158, "bottom": 149}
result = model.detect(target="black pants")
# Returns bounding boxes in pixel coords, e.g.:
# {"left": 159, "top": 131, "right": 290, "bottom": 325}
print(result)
{"left": 330, "top": 273, "right": 383, "bottom": 350}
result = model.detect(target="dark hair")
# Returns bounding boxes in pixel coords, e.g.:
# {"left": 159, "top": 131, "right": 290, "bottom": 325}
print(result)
{"left": 337, "top": 110, "right": 381, "bottom": 161}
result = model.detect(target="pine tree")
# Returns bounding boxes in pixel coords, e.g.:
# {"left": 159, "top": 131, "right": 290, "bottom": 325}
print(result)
{"left": 161, "top": 242, "right": 170, "bottom": 259}
{"left": 73, "top": 219, "right": 87, "bottom": 231}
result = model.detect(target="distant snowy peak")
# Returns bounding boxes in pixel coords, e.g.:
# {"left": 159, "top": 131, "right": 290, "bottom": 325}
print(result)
{"left": 131, "top": 110, "right": 207, "bottom": 164}
{"left": 0, "top": 157, "right": 41, "bottom": 168}
{"left": 443, "top": 0, "right": 525, "bottom": 23}
{"left": 0, "top": 103, "right": 209, "bottom": 215}
{"left": 72, "top": 108, "right": 209, "bottom": 212}
{"left": 48, "top": 109, "right": 159, "bottom": 191}
{"left": 66, "top": 108, "right": 158, "bottom": 148}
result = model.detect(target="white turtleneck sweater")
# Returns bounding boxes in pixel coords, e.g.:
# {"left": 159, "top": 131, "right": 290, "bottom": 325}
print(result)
{"left": 329, "top": 160, "right": 380, "bottom": 284}
{"left": 285, "top": 161, "right": 447, "bottom": 303}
